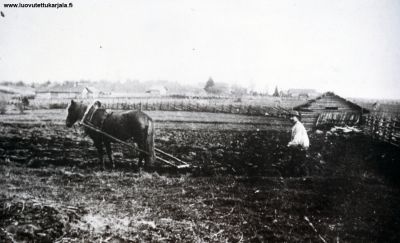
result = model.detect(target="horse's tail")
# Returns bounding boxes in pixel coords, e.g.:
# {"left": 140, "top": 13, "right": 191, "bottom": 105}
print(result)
{"left": 145, "top": 117, "right": 156, "bottom": 166}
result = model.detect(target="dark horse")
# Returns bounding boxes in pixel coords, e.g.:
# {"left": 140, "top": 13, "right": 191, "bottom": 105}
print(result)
{"left": 65, "top": 100, "right": 155, "bottom": 169}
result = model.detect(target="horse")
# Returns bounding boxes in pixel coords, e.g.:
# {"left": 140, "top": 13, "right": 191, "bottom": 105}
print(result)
{"left": 65, "top": 100, "right": 156, "bottom": 169}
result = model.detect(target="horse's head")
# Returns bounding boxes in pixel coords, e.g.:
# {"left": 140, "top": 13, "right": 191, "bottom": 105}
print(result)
{"left": 66, "top": 100, "right": 81, "bottom": 127}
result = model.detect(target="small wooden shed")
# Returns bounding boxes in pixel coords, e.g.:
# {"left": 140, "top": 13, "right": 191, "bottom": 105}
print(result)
{"left": 293, "top": 92, "right": 369, "bottom": 129}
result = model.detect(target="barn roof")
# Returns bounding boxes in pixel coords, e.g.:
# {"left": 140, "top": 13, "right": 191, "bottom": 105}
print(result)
{"left": 293, "top": 92, "right": 370, "bottom": 113}
{"left": 83, "top": 86, "right": 100, "bottom": 94}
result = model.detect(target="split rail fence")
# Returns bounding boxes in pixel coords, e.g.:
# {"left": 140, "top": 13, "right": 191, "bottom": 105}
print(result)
{"left": 363, "top": 114, "right": 400, "bottom": 147}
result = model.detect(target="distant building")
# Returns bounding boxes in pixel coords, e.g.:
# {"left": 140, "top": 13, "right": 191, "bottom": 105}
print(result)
{"left": 0, "top": 86, "right": 17, "bottom": 95}
{"left": 36, "top": 82, "right": 84, "bottom": 99}
{"left": 37, "top": 83, "right": 108, "bottom": 99}
{"left": 287, "top": 89, "right": 319, "bottom": 98}
{"left": 82, "top": 86, "right": 101, "bottom": 99}
{"left": 293, "top": 92, "right": 369, "bottom": 129}
{"left": 146, "top": 86, "right": 167, "bottom": 95}
{"left": 0, "top": 85, "right": 35, "bottom": 99}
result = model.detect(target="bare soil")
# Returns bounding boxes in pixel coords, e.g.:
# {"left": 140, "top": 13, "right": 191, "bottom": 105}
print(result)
{"left": 1, "top": 122, "right": 400, "bottom": 242}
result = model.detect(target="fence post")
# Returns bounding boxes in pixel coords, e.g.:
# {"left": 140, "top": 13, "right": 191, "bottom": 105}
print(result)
{"left": 388, "top": 118, "right": 393, "bottom": 144}
{"left": 378, "top": 117, "right": 383, "bottom": 140}
{"left": 372, "top": 116, "right": 375, "bottom": 133}
{"left": 386, "top": 118, "right": 391, "bottom": 143}
{"left": 368, "top": 115, "right": 372, "bottom": 131}
{"left": 370, "top": 115, "right": 374, "bottom": 135}
{"left": 386, "top": 118, "right": 391, "bottom": 142}
{"left": 374, "top": 116, "right": 380, "bottom": 138}
{"left": 382, "top": 117, "right": 387, "bottom": 142}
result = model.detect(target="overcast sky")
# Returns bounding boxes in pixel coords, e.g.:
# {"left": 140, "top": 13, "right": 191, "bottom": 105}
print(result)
{"left": 1, "top": 0, "right": 400, "bottom": 99}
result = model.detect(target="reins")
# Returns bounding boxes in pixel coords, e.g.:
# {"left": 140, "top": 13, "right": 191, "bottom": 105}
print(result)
{"left": 78, "top": 102, "right": 113, "bottom": 139}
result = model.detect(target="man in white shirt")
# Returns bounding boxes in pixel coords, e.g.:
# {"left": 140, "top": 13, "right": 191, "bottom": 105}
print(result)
{"left": 288, "top": 112, "right": 310, "bottom": 149}
{"left": 286, "top": 112, "right": 310, "bottom": 176}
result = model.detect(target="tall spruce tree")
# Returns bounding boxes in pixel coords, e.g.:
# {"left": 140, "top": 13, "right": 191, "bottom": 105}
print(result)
{"left": 273, "top": 86, "right": 280, "bottom": 97}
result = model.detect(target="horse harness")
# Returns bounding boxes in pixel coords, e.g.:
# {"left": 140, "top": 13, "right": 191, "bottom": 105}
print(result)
{"left": 81, "top": 104, "right": 113, "bottom": 132}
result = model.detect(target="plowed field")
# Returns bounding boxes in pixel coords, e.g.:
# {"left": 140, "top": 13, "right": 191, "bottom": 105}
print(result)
{"left": 1, "top": 112, "right": 400, "bottom": 242}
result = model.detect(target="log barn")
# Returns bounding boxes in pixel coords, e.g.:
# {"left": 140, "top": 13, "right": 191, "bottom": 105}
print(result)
{"left": 293, "top": 92, "right": 369, "bottom": 129}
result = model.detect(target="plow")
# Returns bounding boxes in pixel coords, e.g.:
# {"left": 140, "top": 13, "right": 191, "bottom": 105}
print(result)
{"left": 78, "top": 104, "right": 191, "bottom": 169}
{"left": 79, "top": 121, "right": 190, "bottom": 169}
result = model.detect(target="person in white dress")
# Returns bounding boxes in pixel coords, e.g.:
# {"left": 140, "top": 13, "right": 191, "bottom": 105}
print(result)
{"left": 287, "top": 112, "right": 310, "bottom": 176}
{"left": 287, "top": 112, "right": 310, "bottom": 149}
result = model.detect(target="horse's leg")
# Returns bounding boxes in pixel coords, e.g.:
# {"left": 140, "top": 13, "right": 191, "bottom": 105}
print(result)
{"left": 143, "top": 120, "right": 155, "bottom": 168}
{"left": 104, "top": 141, "right": 114, "bottom": 169}
{"left": 140, "top": 139, "right": 148, "bottom": 169}
{"left": 137, "top": 144, "right": 144, "bottom": 169}
{"left": 94, "top": 141, "right": 105, "bottom": 170}
{"left": 136, "top": 137, "right": 145, "bottom": 169}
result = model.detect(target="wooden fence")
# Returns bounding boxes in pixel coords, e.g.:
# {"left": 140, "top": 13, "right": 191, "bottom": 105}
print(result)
{"left": 28, "top": 98, "right": 294, "bottom": 117}
{"left": 102, "top": 100, "right": 285, "bottom": 117}
{"left": 364, "top": 114, "right": 400, "bottom": 147}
